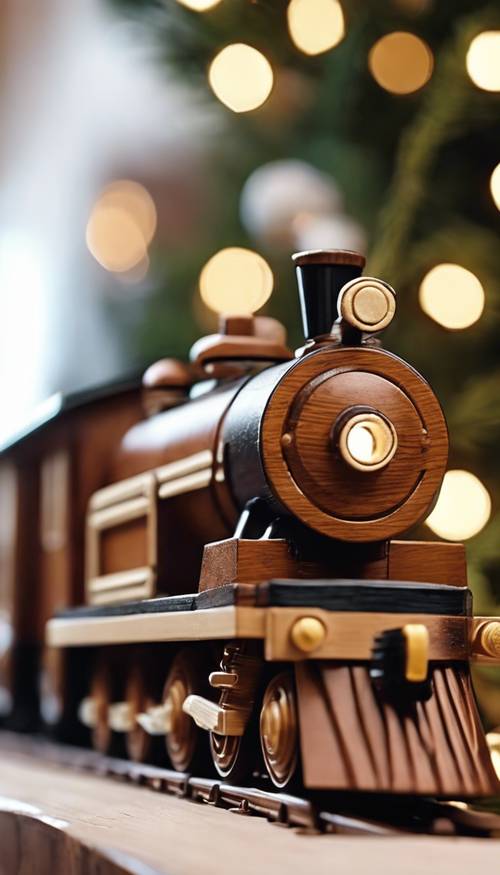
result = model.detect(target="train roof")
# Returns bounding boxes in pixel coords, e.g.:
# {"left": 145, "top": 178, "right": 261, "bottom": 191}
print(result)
{"left": 0, "top": 374, "right": 142, "bottom": 454}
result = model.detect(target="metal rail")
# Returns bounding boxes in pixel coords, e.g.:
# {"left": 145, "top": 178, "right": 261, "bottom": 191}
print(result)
{"left": 1, "top": 732, "right": 499, "bottom": 838}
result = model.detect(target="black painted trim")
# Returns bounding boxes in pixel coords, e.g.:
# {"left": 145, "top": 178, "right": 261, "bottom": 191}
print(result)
{"left": 56, "top": 579, "right": 470, "bottom": 620}
{"left": 259, "top": 579, "right": 471, "bottom": 616}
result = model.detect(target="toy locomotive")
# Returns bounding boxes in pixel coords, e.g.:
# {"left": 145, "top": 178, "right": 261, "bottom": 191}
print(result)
{"left": 1, "top": 249, "right": 499, "bottom": 797}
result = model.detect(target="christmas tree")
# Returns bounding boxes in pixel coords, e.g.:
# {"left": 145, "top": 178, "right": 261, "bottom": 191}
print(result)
{"left": 108, "top": 0, "right": 500, "bottom": 721}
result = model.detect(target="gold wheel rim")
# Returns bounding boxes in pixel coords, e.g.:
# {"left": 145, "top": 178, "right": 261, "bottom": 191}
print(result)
{"left": 260, "top": 672, "right": 298, "bottom": 788}
{"left": 210, "top": 731, "right": 242, "bottom": 778}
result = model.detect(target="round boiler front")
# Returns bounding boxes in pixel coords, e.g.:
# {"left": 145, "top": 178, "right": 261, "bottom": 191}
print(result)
{"left": 260, "top": 346, "right": 448, "bottom": 542}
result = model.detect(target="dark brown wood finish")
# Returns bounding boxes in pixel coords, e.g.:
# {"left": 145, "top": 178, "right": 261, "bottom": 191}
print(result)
{"left": 295, "top": 661, "right": 499, "bottom": 796}
{"left": 198, "top": 538, "right": 298, "bottom": 591}
{"left": 261, "top": 346, "right": 448, "bottom": 541}
{"left": 388, "top": 540, "right": 467, "bottom": 587}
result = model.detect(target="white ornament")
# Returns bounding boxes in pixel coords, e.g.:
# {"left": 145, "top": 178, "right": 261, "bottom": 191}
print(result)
{"left": 240, "top": 160, "right": 342, "bottom": 245}
{"left": 294, "top": 213, "right": 367, "bottom": 254}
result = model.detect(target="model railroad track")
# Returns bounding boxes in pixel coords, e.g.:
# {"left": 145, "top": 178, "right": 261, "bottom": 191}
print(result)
{"left": 1, "top": 732, "right": 499, "bottom": 838}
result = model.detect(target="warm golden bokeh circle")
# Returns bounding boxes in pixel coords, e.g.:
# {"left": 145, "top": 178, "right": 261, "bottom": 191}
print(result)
{"left": 86, "top": 180, "right": 156, "bottom": 274}
{"left": 199, "top": 247, "right": 274, "bottom": 315}
{"left": 369, "top": 31, "right": 433, "bottom": 94}
{"left": 99, "top": 180, "right": 157, "bottom": 245}
{"left": 87, "top": 207, "right": 147, "bottom": 273}
{"left": 490, "top": 163, "right": 500, "bottom": 211}
{"left": 176, "top": 0, "right": 222, "bottom": 9}
{"left": 208, "top": 44, "right": 274, "bottom": 112}
{"left": 287, "top": 0, "right": 345, "bottom": 56}
{"left": 426, "top": 470, "right": 491, "bottom": 540}
{"left": 466, "top": 31, "right": 500, "bottom": 92}
{"left": 418, "top": 263, "right": 485, "bottom": 330}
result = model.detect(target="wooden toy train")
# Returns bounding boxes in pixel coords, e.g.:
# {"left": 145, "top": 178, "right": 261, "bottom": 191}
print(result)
{"left": 1, "top": 249, "right": 500, "bottom": 797}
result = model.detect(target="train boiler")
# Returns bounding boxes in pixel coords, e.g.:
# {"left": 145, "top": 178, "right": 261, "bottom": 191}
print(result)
{"left": 2, "top": 249, "right": 500, "bottom": 799}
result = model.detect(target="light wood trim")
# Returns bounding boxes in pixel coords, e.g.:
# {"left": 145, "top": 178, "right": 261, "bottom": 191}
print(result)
{"left": 90, "top": 472, "right": 156, "bottom": 511}
{"left": 85, "top": 451, "right": 214, "bottom": 606}
{"left": 88, "top": 450, "right": 213, "bottom": 511}
{"left": 88, "top": 566, "right": 152, "bottom": 593}
{"left": 182, "top": 695, "right": 247, "bottom": 735}
{"left": 89, "top": 496, "right": 150, "bottom": 530}
{"left": 90, "top": 582, "right": 156, "bottom": 606}
{"left": 265, "top": 608, "right": 468, "bottom": 662}
{"left": 85, "top": 472, "right": 157, "bottom": 606}
{"left": 155, "top": 449, "right": 213, "bottom": 485}
{"left": 46, "top": 603, "right": 466, "bottom": 662}
{"left": 158, "top": 468, "right": 212, "bottom": 500}
{"left": 87, "top": 568, "right": 156, "bottom": 606}
{"left": 46, "top": 605, "right": 266, "bottom": 648}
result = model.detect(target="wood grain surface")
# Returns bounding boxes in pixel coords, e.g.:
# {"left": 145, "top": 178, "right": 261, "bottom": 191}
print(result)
{"left": 0, "top": 748, "right": 499, "bottom": 875}
{"left": 261, "top": 346, "right": 448, "bottom": 541}
{"left": 295, "top": 663, "right": 499, "bottom": 796}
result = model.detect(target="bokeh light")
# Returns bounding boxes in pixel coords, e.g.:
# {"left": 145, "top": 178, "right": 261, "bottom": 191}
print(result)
{"left": 175, "top": 0, "right": 222, "bottom": 10}
{"left": 466, "top": 32, "right": 500, "bottom": 92}
{"left": 418, "top": 263, "right": 485, "bottom": 330}
{"left": 199, "top": 247, "right": 273, "bottom": 315}
{"left": 369, "top": 32, "right": 433, "bottom": 94}
{"left": 86, "top": 181, "right": 156, "bottom": 274}
{"left": 287, "top": 0, "right": 345, "bottom": 56}
{"left": 208, "top": 44, "right": 274, "bottom": 113}
{"left": 240, "top": 159, "right": 341, "bottom": 245}
{"left": 490, "top": 163, "right": 500, "bottom": 211}
{"left": 426, "top": 470, "right": 491, "bottom": 541}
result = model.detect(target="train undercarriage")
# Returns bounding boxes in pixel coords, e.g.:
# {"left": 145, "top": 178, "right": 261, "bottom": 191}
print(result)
{"left": 46, "top": 578, "right": 500, "bottom": 798}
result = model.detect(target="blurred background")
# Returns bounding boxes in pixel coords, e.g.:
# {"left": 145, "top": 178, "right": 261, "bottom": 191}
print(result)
{"left": 0, "top": 0, "right": 499, "bottom": 717}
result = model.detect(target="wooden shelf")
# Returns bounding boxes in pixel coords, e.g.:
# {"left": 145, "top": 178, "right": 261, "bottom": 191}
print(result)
{"left": 0, "top": 746, "right": 499, "bottom": 875}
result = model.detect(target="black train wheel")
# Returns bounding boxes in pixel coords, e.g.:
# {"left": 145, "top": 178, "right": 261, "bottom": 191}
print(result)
{"left": 259, "top": 671, "right": 298, "bottom": 789}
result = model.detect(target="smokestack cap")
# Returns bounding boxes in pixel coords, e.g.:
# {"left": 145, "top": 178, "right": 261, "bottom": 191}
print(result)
{"left": 292, "top": 249, "right": 366, "bottom": 268}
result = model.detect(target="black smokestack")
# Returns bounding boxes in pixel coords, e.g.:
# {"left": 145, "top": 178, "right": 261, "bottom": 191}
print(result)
{"left": 292, "top": 249, "right": 366, "bottom": 340}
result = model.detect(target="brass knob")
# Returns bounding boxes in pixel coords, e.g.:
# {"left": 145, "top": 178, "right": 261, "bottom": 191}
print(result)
{"left": 478, "top": 621, "right": 500, "bottom": 659}
{"left": 338, "top": 276, "right": 396, "bottom": 333}
{"left": 337, "top": 411, "right": 398, "bottom": 472}
{"left": 290, "top": 616, "right": 326, "bottom": 653}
